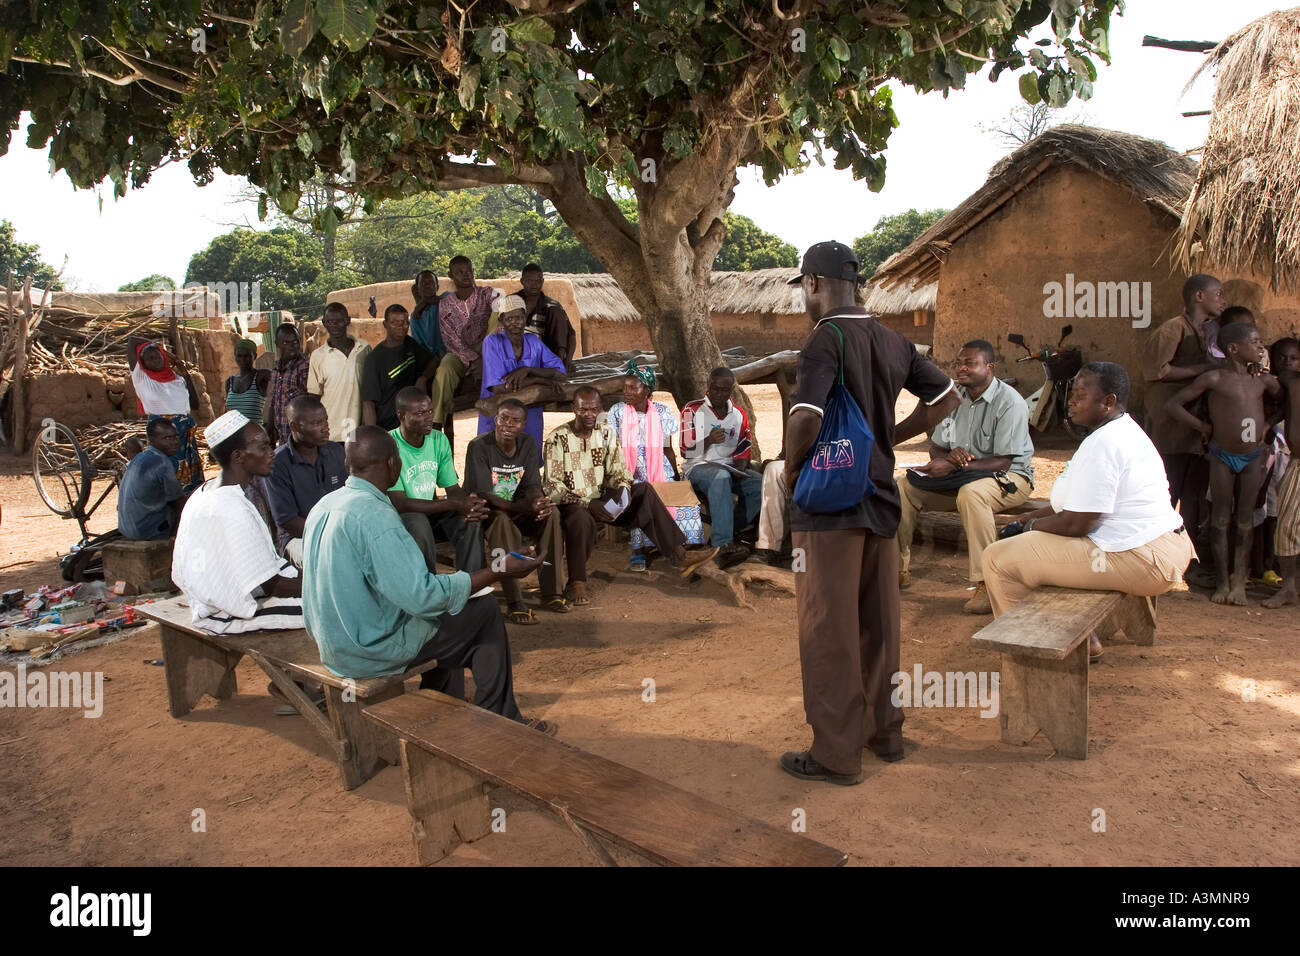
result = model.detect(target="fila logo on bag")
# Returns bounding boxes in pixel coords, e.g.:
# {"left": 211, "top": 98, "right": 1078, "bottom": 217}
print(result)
{"left": 810, "top": 439, "right": 855, "bottom": 470}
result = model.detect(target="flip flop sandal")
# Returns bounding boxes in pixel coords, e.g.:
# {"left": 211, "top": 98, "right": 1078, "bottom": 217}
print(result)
{"left": 541, "top": 596, "right": 570, "bottom": 613}
{"left": 628, "top": 553, "right": 648, "bottom": 572}
{"left": 508, "top": 608, "right": 538, "bottom": 625}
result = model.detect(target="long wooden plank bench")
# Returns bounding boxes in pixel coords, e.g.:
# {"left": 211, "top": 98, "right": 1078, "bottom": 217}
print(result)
{"left": 136, "top": 595, "right": 439, "bottom": 789}
{"left": 970, "top": 588, "right": 1157, "bottom": 760}
{"left": 363, "top": 689, "right": 848, "bottom": 867}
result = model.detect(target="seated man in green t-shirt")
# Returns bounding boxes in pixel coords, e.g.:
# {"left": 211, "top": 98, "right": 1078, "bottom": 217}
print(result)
{"left": 388, "top": 386, "right": 487, "bottom": 572}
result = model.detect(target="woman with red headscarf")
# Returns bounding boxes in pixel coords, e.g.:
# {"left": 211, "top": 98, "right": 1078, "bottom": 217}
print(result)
{"left": 127, "top": 336, "right": 203, "bottom": 492}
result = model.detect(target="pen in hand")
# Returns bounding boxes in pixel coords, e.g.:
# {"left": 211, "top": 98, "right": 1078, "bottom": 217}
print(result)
{"left": 508, "top": 551, "right": 551, "bottom": 566}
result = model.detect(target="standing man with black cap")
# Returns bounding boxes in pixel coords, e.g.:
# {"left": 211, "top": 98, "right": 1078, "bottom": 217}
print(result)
{"left": 780, "top": 241, "right": 959, "bottom": 785}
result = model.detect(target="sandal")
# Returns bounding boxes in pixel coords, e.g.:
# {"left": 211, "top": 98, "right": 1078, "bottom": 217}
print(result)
{"left": 565, "top": 583, "right": 591, "bottom": 606}
{"left": 541, "top": 595, "right": 570, "bottom": 613}
{"left": 628, "top": 552, "right": 647, "bottom": 573}
{"left": 508, "top": 608, "right": 538, "bottom": 625}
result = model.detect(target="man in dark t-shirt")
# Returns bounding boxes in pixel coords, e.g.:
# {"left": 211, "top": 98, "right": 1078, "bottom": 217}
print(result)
{"left": 463, "top": 399, "right": 565, "bottom": 619}
{"left": 513, "top": 263, "right": 576, "bottom": 370}
{"left": 780, "top": 241, "right": 958, "bottom": 786}
{"left": 361, "top": 304, "right": 438, "bottom": 431}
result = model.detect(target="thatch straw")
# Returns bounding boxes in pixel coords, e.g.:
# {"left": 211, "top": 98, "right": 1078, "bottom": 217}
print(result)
{"left": 861, "top": 279, "right": 937, "bottom": 314}
{"left": 708, "top": 268, "right": 807, "bottom": 315}
{"left": 1175, "top": 7, "right": 1300, "bottom": 290}
{"left": 873, "top": 125, "right": 1199, "bottom": 288}
{"left": 519, "top": 270, "right": 814, "bottom": 323}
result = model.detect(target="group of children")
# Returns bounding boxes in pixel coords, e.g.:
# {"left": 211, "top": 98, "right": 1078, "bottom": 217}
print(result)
{"left": 1165, "top": 315, "right": 1300, "bottom": 607}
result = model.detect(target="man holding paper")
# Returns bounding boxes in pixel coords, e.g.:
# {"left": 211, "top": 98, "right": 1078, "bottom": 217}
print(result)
{"left": 543, "top": 387, "right": 718, "bottom": 605}
{"left": 681, "top": 366, "right": 763, "bottom": 568}
{"left": 895, "top": 339, "right": 1034, "bottom": 614}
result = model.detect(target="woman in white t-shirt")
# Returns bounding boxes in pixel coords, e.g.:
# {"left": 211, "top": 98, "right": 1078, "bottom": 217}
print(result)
{"left": 982, "top": 362, "right": 1194, "bottom": 659}
{"left": 127, "top": 337, "right": 203, "bottom": 492}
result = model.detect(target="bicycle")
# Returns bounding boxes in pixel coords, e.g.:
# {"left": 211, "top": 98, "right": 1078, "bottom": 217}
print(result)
{"left": 31, "top": 418, "right": 128, "bottom": 581}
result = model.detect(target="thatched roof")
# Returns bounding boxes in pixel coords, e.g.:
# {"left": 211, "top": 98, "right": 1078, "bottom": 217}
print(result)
{"left": 708, "top": 267, "right": 808, "bottom": 315}
{"left": 507, "top": 269, "right": 808, "bottom": 322}
{"left": 531, "top": 267, "right": 933, "bottom": 322}
{"left": 872, "top": 125, "right": 1199, "bottom": 289}
{"left": 861, "top": 279, "right": 937, "bottom": 314}
{"left": 1175, "top": 8, "right": 1300, "bottom": 290}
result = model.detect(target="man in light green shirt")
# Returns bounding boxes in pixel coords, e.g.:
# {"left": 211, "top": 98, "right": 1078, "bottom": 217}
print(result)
{"left": 302, "top": 426, "right": 555, "bottom": 733}
{"left": 386, "top": 386, "right": 487, "bottom": 572}
{"left": 897, "top": 339, "right": 1035, "bottom": 614}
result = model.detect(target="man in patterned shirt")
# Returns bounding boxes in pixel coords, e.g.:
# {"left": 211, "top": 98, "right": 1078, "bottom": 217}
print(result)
{"left": 431, "top": 255, "right": 501, "bottom": 431}
{"left": 543, "top": 386, "right": 717, "bottom": 605}
{"left": 265, "top": 323, "right": 309, "bottom": 446}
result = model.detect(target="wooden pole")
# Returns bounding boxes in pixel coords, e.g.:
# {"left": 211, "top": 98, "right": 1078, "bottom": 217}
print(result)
{"left": 12, "top": 276, "right": 32, "bottom": 454}
{"left": 1140, "top": 36, "right": 1219, "bottom": 53}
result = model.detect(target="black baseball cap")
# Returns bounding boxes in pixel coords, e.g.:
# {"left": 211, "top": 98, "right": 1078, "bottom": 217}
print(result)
{"left": 787, "top": 240, "right": 861, "bottom": 285}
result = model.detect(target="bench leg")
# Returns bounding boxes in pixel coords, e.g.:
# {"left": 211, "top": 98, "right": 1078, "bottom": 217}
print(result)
{"left": 327, "top": 684, "right": 405, "bottom": 791}
{"left": 998, "top": 644, "right": 1089, "bottom": 759}
{"left": 399, "top": 738, "right": 492, "bottom": 865}
{"left": 1096, "top": 594, "right": 1157, "bottom": 647}
{"left": 158, "top": 624, "right": 242, "bottom": 718}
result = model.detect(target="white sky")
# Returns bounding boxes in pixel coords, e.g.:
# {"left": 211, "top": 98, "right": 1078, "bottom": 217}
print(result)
{"left": 0, "top": 0, "right": 1285, "bottom": 291}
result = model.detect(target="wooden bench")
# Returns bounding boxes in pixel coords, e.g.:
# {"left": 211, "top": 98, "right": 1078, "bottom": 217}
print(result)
{"left": 136, "top": 596, "right": 440, "bottom": 789}
{"left": 363, "top": 689, "right": 848, "bottom": 867}
{"left": 970, "top": 588, "right": 1157, "bottom": 759}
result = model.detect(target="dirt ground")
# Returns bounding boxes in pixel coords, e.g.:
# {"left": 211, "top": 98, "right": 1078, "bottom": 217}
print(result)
{"left": 1, "top": 384, "right": 1298, "bottom": 866}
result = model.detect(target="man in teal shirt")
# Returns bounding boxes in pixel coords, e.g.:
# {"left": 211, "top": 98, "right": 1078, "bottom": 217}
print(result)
{"left": 303, "top": 426, "right": 555, "bottom": 732}
{"left": 387, "top": 386, "right": 487, "bottom": 572}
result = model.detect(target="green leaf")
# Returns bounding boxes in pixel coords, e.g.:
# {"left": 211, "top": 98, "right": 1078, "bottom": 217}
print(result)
{"left": 644, "top": 57, "right": 677, "bottom": 98}
{"left": 279, "top": 0, "right": 318, "bottom": 58}
{"left": 318, "top": 0, "right": 377, "bottom": 53}
{"left": 457, "top": 64, "right": 480, "bottom": 111}
{"left": 1046, "top": 71, "right": 1069, "bottom": 107}
{"left": 1019, "top": 71, "right": 1041, "bottom": 104}
{"left": 583, "top": 163, "right": 606, "bottom": 197}
{"left": 508, "top": 17, "right": 556, "bottom": 46}
{"left": 820, "top": 54, "right": 842, "bottom": 83}
{"left": 1028, "top": 48, "right": 1049, "bottom": 70}
{"left": 829, "top": 36, "right": 851, "bottom": 62}
{"left": 674, "top": 52, "right": 701, "bottom": 89}
{"left": 897, "top": 30, "right": 913, "bottom": 59}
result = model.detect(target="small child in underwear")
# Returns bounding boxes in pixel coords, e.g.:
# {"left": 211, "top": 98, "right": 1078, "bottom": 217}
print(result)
{"left": 1166, "top": 322, "right": 1282, "bottom": 605}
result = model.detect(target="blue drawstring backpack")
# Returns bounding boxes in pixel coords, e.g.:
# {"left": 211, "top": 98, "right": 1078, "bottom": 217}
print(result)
{"left": 793, "top": 322, "right": 876, "bottom": 514}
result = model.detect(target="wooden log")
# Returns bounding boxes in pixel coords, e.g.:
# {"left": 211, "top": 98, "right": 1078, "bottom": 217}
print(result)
{"left": 12, "top": 277, "right": 31, "bottom": 454}
{"left": 729, "top": 350, "right": 801, "bottom": 384}
{"left": 475, "top": 373, "right": 627, "bottom": 417}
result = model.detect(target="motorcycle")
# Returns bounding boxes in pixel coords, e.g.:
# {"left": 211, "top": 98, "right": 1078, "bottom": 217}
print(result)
{"left": 1007, "top": 325, "right": 1084, "bottom": 441}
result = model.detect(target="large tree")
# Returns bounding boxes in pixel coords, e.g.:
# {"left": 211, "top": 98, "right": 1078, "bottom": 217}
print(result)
{"left": 855, "top": 208, "right": 949, "bottom": 277}
{"left": 0, "top": 219, "right": 63, "bottom": 291}
{"left": 0, "top": 0, "right": 1114, "bottom": 403}
{"left": 186, "top": 227, "right": 327, "bottom": 313}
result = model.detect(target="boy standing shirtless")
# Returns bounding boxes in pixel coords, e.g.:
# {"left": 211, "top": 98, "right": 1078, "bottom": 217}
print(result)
{"left": 1166, "top": 323, "right": 1282, "bottom": 605}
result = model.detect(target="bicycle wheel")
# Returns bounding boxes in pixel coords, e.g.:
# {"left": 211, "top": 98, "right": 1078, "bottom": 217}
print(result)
{"left": 32, "top": 421, "right": 93, "bottom": 518}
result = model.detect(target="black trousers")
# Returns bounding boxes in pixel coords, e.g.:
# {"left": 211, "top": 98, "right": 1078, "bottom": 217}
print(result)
{"left": 406, "top": 595, "right": 521, "bottom": 720}
{"left": 557, "top": 483, "right": 686, "bottom": 582}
